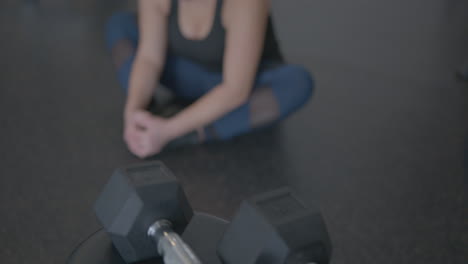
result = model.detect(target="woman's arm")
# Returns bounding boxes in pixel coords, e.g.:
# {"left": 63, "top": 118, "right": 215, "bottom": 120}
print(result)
{"left": 164, "top": 0, "right": 270, "bottom": 140}
{"left": 124, "top": 0, "right": 172, "bottom": 157}
{"left": 124, "top": 0, "right": 169, "bottom": 120}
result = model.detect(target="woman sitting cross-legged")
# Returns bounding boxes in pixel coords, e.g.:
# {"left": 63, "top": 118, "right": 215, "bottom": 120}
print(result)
{"left": 106, "top": 0, "right": 314, "bottom": 158}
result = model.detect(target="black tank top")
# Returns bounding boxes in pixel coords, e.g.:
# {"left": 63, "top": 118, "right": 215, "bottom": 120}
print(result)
{"left": 167, "top": 0, "right": 283, "bottom": 72}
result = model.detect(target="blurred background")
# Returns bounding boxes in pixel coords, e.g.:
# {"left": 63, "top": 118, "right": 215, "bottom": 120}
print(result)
{"left": 0, "top": 0, "right": 467, "bottom": 263}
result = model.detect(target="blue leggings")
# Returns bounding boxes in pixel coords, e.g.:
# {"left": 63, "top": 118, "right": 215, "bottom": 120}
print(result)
{"left": 106, "top": 12, "right": 314, "bottom": 141}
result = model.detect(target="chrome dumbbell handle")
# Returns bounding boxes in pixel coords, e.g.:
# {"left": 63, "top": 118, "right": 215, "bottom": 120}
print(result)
{"left": 148, "top": 220, "right": 202, "bottom": 264}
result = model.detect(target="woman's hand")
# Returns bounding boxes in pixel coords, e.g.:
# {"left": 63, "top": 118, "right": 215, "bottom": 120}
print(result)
{"left": 124, "top": 110, "right": 172, "bottom": 158}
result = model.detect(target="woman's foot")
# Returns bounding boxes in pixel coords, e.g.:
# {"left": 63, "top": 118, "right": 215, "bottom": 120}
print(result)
{"left": 164, "top": 130, "right": 202, "bottom": 150}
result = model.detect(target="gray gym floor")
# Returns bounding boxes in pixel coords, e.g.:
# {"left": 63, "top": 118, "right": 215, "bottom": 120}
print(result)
{"left": 1, "top": 0, "right": 467, "bottom": 263}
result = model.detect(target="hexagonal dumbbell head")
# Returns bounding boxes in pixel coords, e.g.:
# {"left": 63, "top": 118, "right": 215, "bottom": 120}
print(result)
{"left": 218, "top": 188, "right": 332, "bottom": 264}
{"left": 94, "top": 161, "right": 193, "bottom": 263}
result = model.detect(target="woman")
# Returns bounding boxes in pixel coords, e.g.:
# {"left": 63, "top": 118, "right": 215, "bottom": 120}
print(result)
{"left": 106, "top": 0, "right": 313, "bottom": 158}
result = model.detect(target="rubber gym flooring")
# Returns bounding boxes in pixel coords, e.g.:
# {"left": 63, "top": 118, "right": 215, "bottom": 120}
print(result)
{"left": 0, "top": 0, "right": 467, "bottom": 263}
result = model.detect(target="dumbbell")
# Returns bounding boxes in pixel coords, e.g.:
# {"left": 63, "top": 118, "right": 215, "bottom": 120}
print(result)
{"left": 94, "top": 161, "right": 201, "bottom": 263}
{"left": 218, "top": 188, "right": 332, "bottom": 264}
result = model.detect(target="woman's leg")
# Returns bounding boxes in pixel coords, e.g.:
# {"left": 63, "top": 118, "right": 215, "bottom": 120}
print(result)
{"left": 105, "top": 12, "right": 139, "bottom": 93}
{"left": 204, "top": 65, "right": 314, "bottom": 140}
{"left": 159, "top": 60, "right": 314, "bottom": 141}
